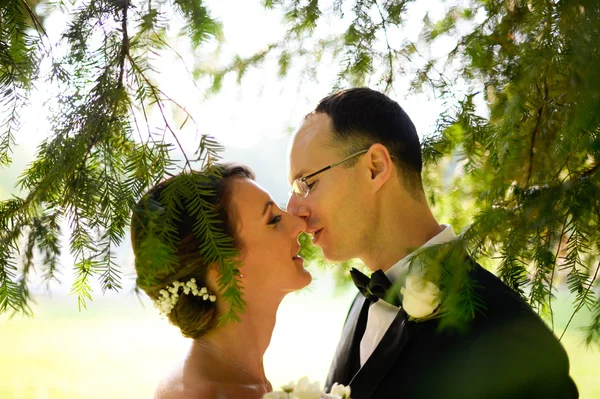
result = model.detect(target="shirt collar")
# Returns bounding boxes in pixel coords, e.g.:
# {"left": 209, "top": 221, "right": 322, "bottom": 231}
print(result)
{"left": 385, "top": 224, "right": 457, "bottom": 282}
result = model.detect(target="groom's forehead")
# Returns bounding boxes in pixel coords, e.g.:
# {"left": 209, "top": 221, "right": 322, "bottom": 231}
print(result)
{"left": 292, "top": 113, "right": 332, "bottom": 151}
{"left": 288, "top": 119, "right": 334, "bottom": 180}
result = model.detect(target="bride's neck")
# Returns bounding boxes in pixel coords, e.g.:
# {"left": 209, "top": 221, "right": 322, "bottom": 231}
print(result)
{"left": 194, "top": 299, "right": 279, "bottom": 383}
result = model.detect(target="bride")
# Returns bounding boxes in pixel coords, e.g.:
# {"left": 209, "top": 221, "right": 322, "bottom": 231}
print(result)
{"left": 130, "top": 163, "right": 311, "bottom": 398}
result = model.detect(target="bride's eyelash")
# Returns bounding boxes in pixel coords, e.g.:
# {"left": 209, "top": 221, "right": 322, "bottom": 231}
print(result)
{"left": 268, "top": 215, "right": 282, "bottom": 226}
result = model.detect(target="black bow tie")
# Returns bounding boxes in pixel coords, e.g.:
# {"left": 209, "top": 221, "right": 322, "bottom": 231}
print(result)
{"left": 350, "top": 268, "right": 399, "bottom": 305}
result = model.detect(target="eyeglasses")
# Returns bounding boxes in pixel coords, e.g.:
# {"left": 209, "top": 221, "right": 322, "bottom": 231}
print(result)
{"left": 290, "top": 149, "right": 369, "bottom": 198}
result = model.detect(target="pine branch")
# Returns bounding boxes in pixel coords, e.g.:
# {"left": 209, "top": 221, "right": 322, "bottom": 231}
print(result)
{"left": 526, "top": 104, "right": 543, "bottom": 186}
{"left": 185, "top": 174, "right": 245, "bottom": 322}
{"left": 375, "top": 0, "right": 394, "bottom": 92}
{"left": 127, "top": 54, "right": 193, "bottom": 171}
{"left": 117, "top": 0, "right": 131, "bottom": 88}
{"left": 580, "top": 162, "right": 600, "bottom": 180}
{"left": 147, "top": 23, "right": 204, "bottom": 95}
{"left": 17, "top": 0, "right": 47, "bottom": 38}
{"left": 560, "top": 259, "right": 600, "bottom": 341}
{"left": 549, "top": 217, "right": 569, "bottom": 331}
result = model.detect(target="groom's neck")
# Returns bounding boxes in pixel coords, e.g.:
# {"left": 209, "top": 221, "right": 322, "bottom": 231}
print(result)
{"left": 361, "top": 193, "right": 442, "bottom": 272}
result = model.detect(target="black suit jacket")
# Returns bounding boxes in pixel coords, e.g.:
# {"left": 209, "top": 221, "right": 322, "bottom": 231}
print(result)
{"left": 326, "top": 263, "right": 579, "bottom": 399}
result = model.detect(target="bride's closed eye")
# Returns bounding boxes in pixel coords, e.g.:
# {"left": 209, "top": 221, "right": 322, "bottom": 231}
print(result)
{"left": 268, "top": 215, "right": 282, "bottom": 226}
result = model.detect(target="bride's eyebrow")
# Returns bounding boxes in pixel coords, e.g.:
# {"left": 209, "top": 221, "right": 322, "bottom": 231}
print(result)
{"left": 262, "top": 200, "right": 274, "bottom": 217}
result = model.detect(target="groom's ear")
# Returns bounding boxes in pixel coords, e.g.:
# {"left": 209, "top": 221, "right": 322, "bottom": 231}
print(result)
{"left": 366, "top": 143, "right": 393, "bottom": 192}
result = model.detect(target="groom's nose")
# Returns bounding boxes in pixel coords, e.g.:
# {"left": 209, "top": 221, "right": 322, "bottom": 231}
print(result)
{"left": 286, "top": 194, "right": 310, "bottom": 220}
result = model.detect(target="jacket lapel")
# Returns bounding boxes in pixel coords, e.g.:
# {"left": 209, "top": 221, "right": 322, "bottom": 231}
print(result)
{"left": 349, "top": 307, "right": 427, "bottom": 399}
{"left": 326, "top": 295, "right": 370, "bottom": 387}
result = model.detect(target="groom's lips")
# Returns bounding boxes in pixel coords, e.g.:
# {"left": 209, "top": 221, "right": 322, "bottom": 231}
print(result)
{"left": 312, "top": 228, "right": 323, "bottom": 244}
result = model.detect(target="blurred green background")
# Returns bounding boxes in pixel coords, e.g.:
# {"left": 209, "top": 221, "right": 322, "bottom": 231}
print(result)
{"left": 1, "top": 273, "right": 598, "bottom": 399}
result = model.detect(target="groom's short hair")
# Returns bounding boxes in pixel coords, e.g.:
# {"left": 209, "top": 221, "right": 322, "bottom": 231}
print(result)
{"left": 313, "top": 87, "right": 423, "bottom": 194}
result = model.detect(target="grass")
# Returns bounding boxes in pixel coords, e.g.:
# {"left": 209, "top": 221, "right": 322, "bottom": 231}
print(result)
{"left": 1, "top": 280, "right": 598, "bottom": 399}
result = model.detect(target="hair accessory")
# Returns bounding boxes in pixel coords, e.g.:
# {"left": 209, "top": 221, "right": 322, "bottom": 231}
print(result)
{"left": 155, "top": 278, "right": 216, "bottom": 315}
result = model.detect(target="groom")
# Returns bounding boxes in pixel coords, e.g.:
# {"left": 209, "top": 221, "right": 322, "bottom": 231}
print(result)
{"left": 286, "top": 88, "right": 578, "bottom": 398}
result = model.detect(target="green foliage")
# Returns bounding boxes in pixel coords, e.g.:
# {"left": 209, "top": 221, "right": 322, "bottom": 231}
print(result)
{"left": 2, "top": 0, "right": 600, "bottom": 345}
{"left": 390, "top": 238, "right": 487, "bottom": 333}
{"left": 0, "top": 0, "right": 42, "bottom": 167}
{"left": 203, "top": 0, "right": 600, "bottom": 344}
{"left": 205, "top": 0, "right": 419, "bottom": 92}
{"left": 132, "top": 168, "right": 246, "bottom": 325}
{"left": 0, "top": 0, "right": 247, "bottom": 321}
{"left": 174, "top": 0, "right": 222, "bottom": 49}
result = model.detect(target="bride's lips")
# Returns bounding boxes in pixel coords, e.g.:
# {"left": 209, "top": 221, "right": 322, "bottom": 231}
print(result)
{"left": 291, "top": 244, "right": 303, "bottom": 266}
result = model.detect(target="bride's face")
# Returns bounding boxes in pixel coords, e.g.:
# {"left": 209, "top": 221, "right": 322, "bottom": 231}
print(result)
{"left": 230, "top": 178, "right": 311, "bottom": 299}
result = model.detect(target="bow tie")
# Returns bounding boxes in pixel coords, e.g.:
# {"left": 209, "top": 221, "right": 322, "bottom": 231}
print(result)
{"left": 350, "top": 268, "right": 400, "bottom": 306}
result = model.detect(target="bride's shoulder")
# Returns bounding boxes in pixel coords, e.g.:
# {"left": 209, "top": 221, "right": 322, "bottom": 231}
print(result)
{"left": 155, "top": 379, "right": 267, "bottom": 399}
{"left": 154, "top": 366, "right": 219, "bottom": 399}
{"left": 154, "top": 379, "right": 220, "bottom": 399}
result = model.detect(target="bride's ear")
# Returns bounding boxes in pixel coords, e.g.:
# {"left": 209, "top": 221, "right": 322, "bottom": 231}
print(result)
{"left": 366, "top": 143, "right": 393, "bottom": 192}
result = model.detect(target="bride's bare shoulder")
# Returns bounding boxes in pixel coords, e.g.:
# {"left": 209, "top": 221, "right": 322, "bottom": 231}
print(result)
{"left": 154, "top": 378, "right": 219, "bottom": 399}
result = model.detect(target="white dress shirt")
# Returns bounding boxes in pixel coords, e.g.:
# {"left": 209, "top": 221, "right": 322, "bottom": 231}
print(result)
{"left": 359, "top": 224, "right": 457, "bottom": 367}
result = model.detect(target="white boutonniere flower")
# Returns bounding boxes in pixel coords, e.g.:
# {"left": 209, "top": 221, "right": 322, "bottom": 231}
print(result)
{"left": 263, "top": 377, "right": 351, "bottom": 399}
{"left": 328, "top": 383, "right": 352, "bottom": 398}
{"left": 293, "top": 377, "right": 322, "bottom": 399}
{"left": 400, "top": 274, "right": 441, "bottom": 319}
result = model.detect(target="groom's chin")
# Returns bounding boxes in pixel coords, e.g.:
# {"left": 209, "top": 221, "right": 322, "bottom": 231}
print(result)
{"left": 321, "top": 249, "right": 344, "bottom": 264}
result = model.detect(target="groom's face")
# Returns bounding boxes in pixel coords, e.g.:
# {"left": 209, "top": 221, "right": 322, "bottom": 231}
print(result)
{"left": 287, "top": 113, "right": 369, "bottom": 262}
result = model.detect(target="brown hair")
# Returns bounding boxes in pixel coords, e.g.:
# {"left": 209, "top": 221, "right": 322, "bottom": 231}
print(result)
{"left": 130, "top": 163, "right": 255, "bottom": 338}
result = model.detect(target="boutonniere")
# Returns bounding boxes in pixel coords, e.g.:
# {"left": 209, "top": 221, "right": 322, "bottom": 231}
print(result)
{"left": 400, "top": 274, "right": 441, "bottom": 321}
{"left": 262, "top": 377, "right": 351, "bottom": 399}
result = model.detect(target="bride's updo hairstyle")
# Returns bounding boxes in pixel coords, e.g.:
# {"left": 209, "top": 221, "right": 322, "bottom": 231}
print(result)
{"left": 130, "top": 163, "right": 255, "bottom": 338}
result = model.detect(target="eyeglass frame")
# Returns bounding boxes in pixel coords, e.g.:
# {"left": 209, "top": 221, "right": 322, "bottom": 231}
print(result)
{"left": 290, "top": 149, "right": 370, "bottom": 198}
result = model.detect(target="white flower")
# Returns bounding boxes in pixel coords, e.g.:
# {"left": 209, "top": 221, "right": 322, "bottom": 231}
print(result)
{"left": 400, "top": 274, "right": 440, "bottom": 318}
{"left": 329, "top": 383, "right": 351, "bottom": 398}
{"left": 262, "top": 378, "right": 350, "bottom": 399}
{"left": 292, "top": 377, "right": 322, "bottom": 399}
{"left": 153, "top": 279, "right": 216, "bottom": 316}
{"left": 280, "top": 381, "right": 295, "bottom": 393}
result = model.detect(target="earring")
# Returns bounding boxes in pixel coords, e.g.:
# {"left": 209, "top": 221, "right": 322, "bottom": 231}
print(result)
{"left": 239, "top": 274, "right": 244, "bottom": 278}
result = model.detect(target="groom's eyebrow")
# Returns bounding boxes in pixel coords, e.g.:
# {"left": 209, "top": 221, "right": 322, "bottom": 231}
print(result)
{"left": 262, "top": 200, "right": 274, "bottom": 216}
{"left": 291, "top": 170, "right": 305, "bottom": 181}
